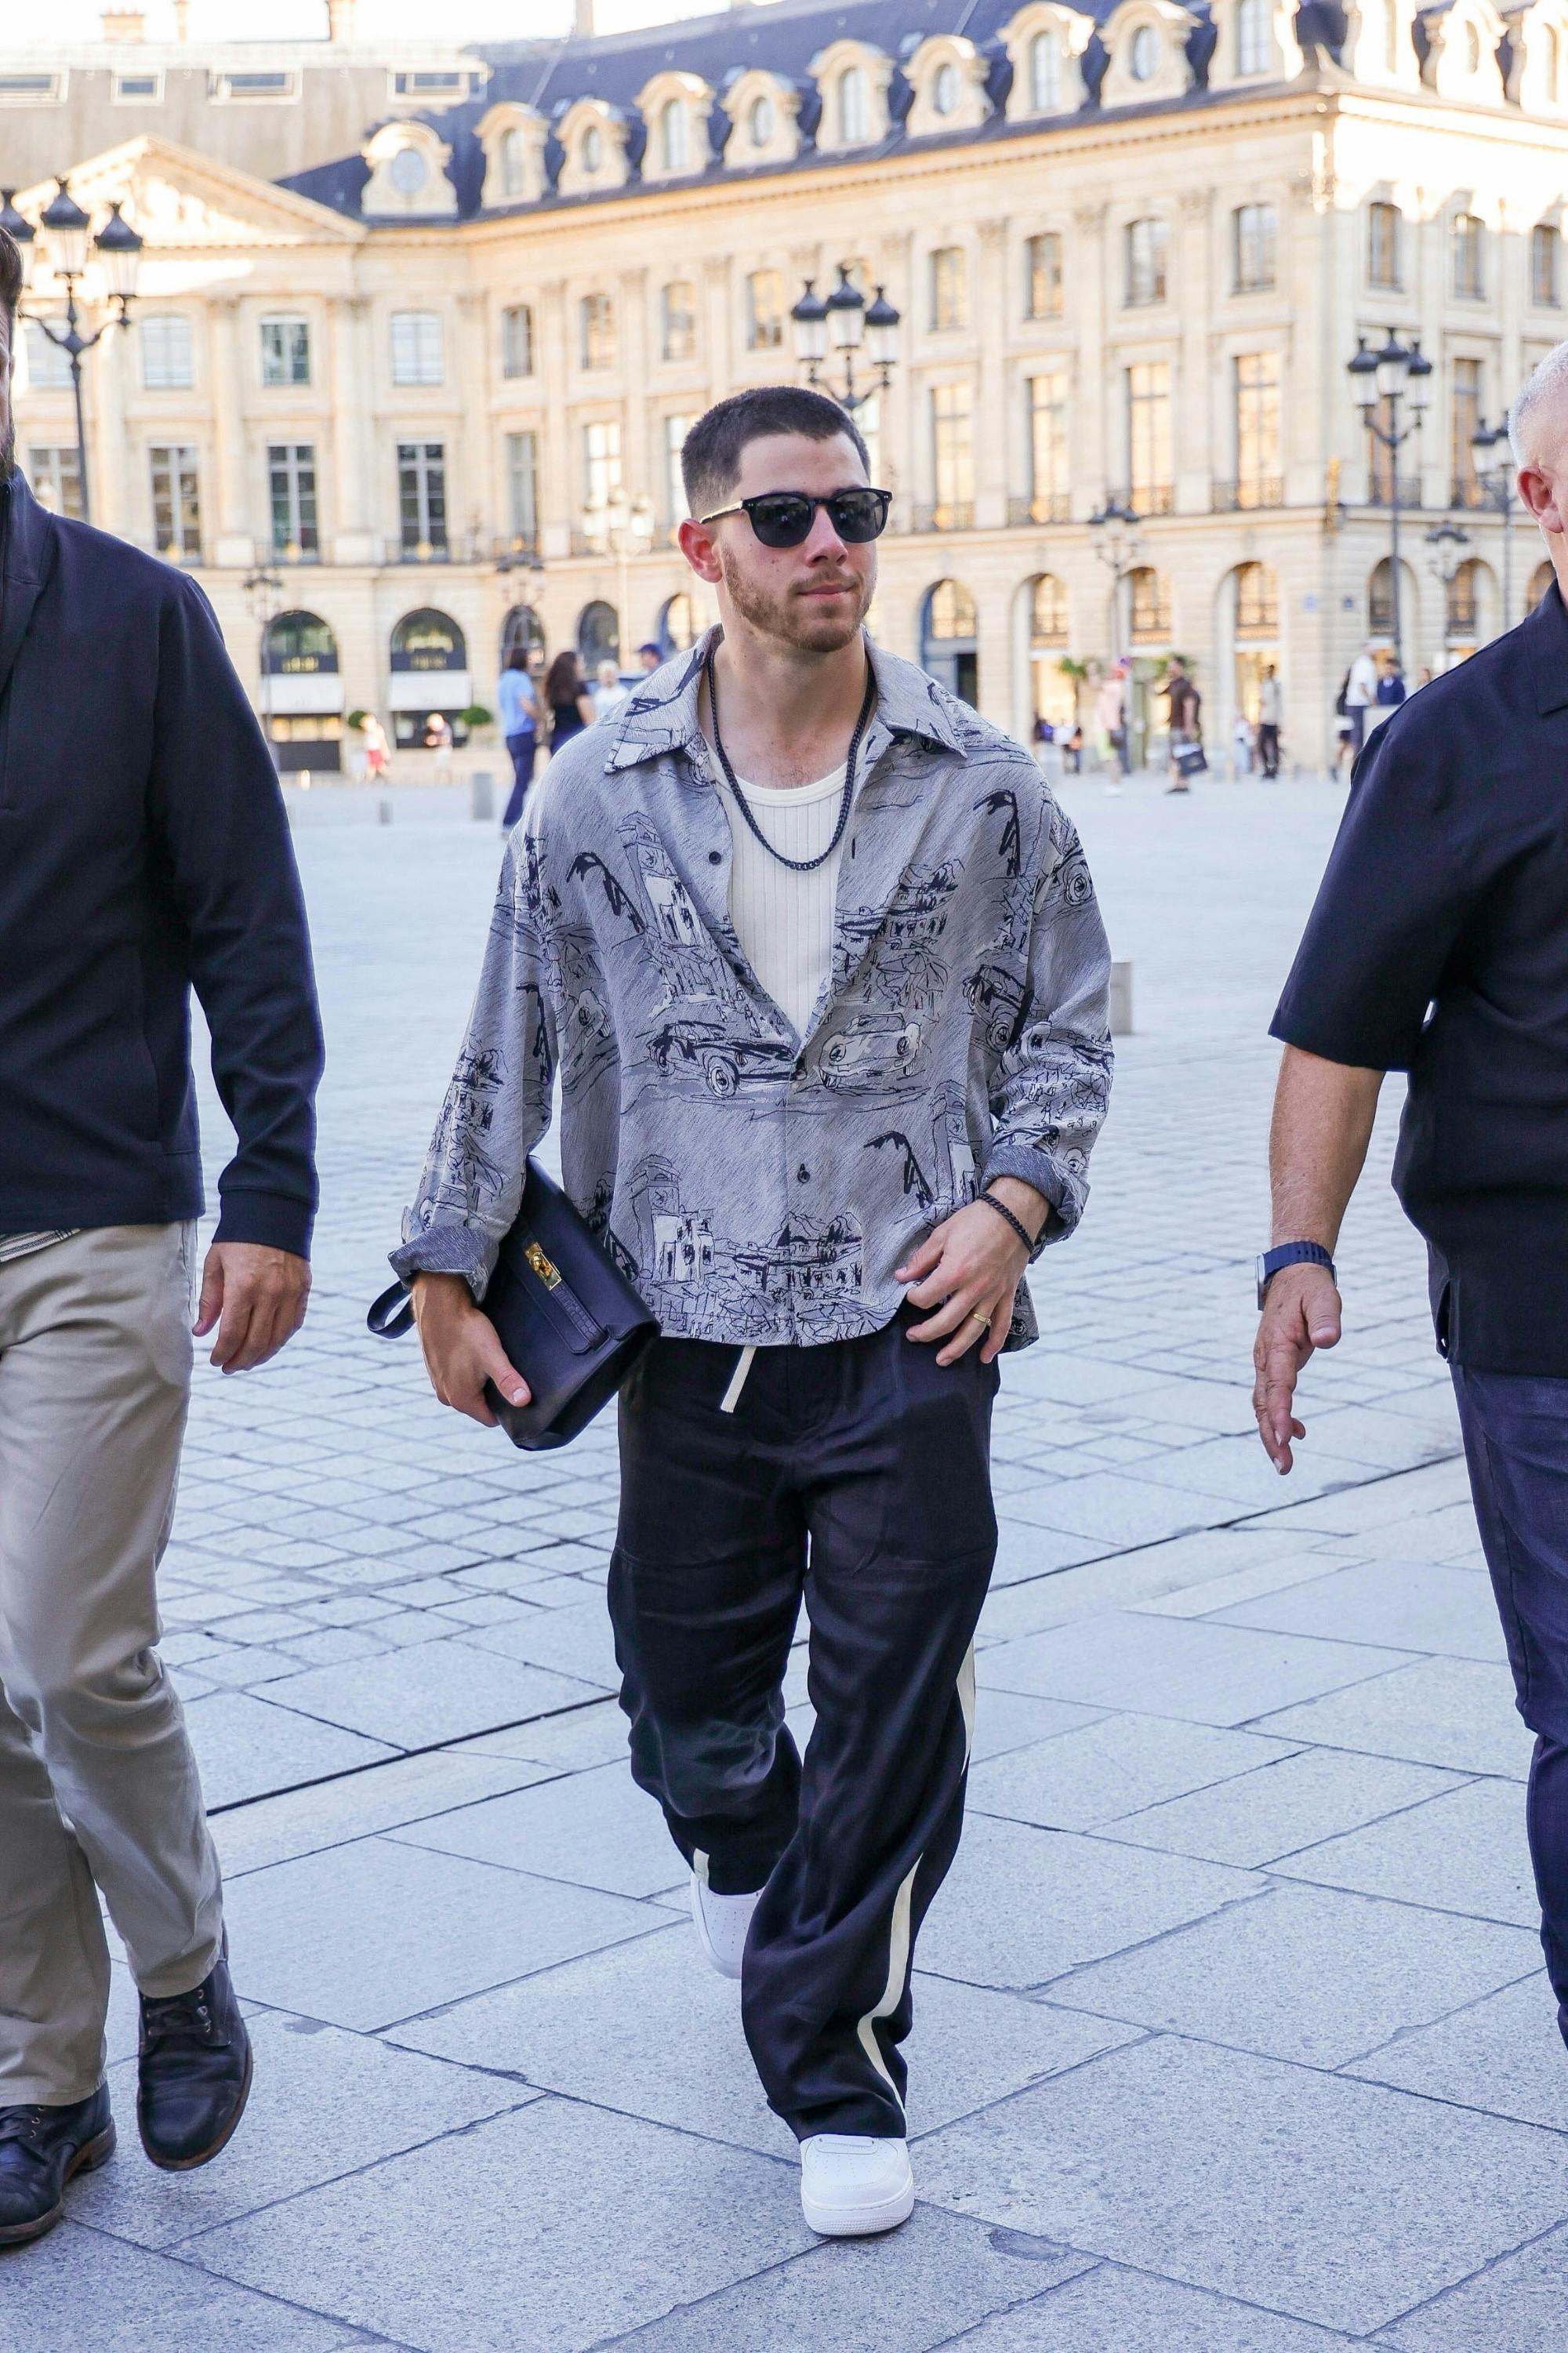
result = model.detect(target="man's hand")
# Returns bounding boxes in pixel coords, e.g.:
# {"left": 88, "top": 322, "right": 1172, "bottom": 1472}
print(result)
{"left": 1252, "top": 1264, "right": 1344, "bottom": 1474}
{"left": 193, "top": 1242, "right": 311, "bottom": 1374}
{"left": 410, "top": 1271, "right": 531, "bottom": 1428}
{"left": 896, "top": 1180, "right": 1047, "bottom": 1366}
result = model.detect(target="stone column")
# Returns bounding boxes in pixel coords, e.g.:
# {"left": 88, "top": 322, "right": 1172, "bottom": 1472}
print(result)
{"left": 620, "top": 267, "right": 650, "bottom": 505}
{"left": 329, "top": 296, "right": 378, "bottom": 565}
{"left": 92, "top": 307, "right": 131, "bottom": 540}
{"left": 975, "top": 218, "right": 1010, "bottom": 532}
{"left": 1071, "top": 203, "right": 1108, "bottom": 518}
{"left": 209, "top": 295, "right": 254, "bottom": 568}
{"left": 454, "top": 289, "right": 489, "bottom": 557}
{"left": 1175, "top": 188, "right": 1211, "bottom": 516}
{"left": 539, "top": 278, "right": 572, "bottom": 559}
{"left": 702, "top": 255, "right": 734, "bottom": 409}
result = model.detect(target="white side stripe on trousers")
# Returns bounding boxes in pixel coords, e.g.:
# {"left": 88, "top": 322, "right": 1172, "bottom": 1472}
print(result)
{"left": 854, "top": 1643, "right": 978, "bottom": 2114}
{"left": 719, "top": 1345, "right": 757, "bottom": 1414}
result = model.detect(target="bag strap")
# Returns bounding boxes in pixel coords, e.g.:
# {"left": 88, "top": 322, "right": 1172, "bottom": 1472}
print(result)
{"left": 367, "top": 1280, "right": 416, "bottom": 1339}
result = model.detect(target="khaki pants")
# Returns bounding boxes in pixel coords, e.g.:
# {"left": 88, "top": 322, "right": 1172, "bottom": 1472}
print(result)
{"left": 0, "top": 1225, "right": 223, "bottom": 2106}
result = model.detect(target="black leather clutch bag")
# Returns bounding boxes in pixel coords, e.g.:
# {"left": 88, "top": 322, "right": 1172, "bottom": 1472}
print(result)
{"left": 368, "top": 1160, "right": 659, "bottom": 1451}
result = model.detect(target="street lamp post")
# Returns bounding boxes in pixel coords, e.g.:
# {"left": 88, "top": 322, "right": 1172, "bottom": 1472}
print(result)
{"left": 245, "top": 565, "right": 285, "bottom": 769}
{"left": 1469, "top": 416, "right": 1518, "bottom": 632}
{"left": 1087, "top": 498, "right": 1142, "bottom": 663}
{"left": 579, "top": 492, "right": 655, "bottom": 669}
{"left": 1347, "top": 330, "right": 1432, "bottom": 670}
{"left": 790, "top": 265, "right": 901, "bottom": 415}
{"left": 1424, "top": 519, "right": 1469, "bottom": 671}
{"left": 2, "top": 183, "right": 142, "bottom": 527}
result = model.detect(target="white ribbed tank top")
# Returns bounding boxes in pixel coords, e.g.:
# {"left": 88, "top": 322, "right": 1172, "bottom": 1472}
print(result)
{"left": 724, "top": 764, "right": 849, "bottom": 1040}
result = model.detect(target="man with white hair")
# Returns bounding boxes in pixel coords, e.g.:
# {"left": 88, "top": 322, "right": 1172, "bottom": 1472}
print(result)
{"left": 1250, "top": 339, "right": 1568, "bottom": 2059}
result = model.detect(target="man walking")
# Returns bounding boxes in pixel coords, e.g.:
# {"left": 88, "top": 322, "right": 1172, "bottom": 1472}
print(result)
{"left": 1257, "top": 663, "right": 1283, "bottom": 778}
{"left": 497, "top": 645, "right": 539, "bottom": 829}
{"left": 0, "top": 227, "right": 323, "bottom": 2245}
{"left": 1253, "top": 341, "right": 1568, "bottom": 2064}
{"left": 1163, "top": 657, "right": 1202, "bottom": 793}
{"left": 397, "top": 383, "right": 1112, "bottom": 2238}
{"left": 1342, "top": 638, "right": 1378, "bottom": 753}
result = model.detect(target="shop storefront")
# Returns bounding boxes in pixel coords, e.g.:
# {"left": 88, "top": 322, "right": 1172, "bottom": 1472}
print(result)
{"left": 388, "top": 607, "right": 471, "bottom": 748}
{"left": 260, "top": 610, "right": 343, "bottom": 773}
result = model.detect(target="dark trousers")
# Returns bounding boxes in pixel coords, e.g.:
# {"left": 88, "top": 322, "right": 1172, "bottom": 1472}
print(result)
{"left": 1258, "top": 723, "right": 1280, "bottom": 776}
{"left": 502, "top": 731, "right": 537, "bottom": 829}
{"left": 1453, "top": 1365, "right": 1568, "bottom": 2042}
{"left": 608, "top": 1313, "right": 998, "bottom": 2140}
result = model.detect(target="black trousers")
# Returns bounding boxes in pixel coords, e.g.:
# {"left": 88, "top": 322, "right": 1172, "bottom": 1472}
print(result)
{"left": 1258, "top": 723, "right": 1280, "bottom": 776}
{"left": 502, "top": 731, "right": 537, "bottom": 829}
{"left": 608, "top": 1311, "right": 998, "bottom": 2140}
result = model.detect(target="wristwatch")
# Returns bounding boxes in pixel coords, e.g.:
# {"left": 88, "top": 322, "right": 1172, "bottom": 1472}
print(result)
{"left": 1256, "top": 1241, "right": 1336, "bottom": 1309}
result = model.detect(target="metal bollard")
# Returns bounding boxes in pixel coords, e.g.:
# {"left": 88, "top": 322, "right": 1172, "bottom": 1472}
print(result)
{"left": 1109, "top": 960, "right": 1134, "bottom": 1037}
{"left": 378, "top": 797, "right": 392, "bottom": 826}
{"left": 471, "top": 770, "right": 495, "bottom": 823}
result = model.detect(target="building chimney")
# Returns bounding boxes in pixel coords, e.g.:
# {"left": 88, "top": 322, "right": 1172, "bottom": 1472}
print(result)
{"left": 101, "top": 7, "right": 147, "bottom": 37}
{"left": 327, "top": 0, "right": 358, "bottom": 40}
{"left": 573, "top": 0, "right": 595, "bottom": 34}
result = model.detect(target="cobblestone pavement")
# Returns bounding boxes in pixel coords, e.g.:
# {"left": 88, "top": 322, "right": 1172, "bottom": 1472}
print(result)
{"left": 13, "top": 776, "right": 1565, "bottom": 2351}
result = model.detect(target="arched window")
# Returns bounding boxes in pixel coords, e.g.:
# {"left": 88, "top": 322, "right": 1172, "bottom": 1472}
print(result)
{"left": 1128, "top": 566, "right": 1171, "bottom": 640}
{"left": 578, "top": 599, "right": 620, "bottom": 669}
{"left": 1447, "top": 558, "right": 1481, "bottom": 636}
{"left": 924, "top": 578, "right": 977, "bottom": 639}
{"left": 660, "top": 96, "right": 689, "bottom": 172}
{"left": 390, "top": 608, "right": 466, "bottom": 671}
{"left": 1130, "top": 23, "right": 1160, "bottom": 78}
{"left": 498, "top": 127, "right": 525, "bottom": 199}
{"left": 1029, "top": 27, "right": 1062, "bottom": 108}
{"left": 1236, "top": 0, "right": 1270, "bottom": 74}
{"left": 659, "top": 591, "right": 699, "bottom": 652}
{"left": 920, "top": 579, "right": 978, "bottom": 703}
{"left": 1031, "top": 574, "right": 1069, "bottom": 643}
{"left": 933, "top": 60, "right": 960, "bottom": 114}
{"left": 1235, "top": 561, "right": 1278, "bottom": 635}
{"left": 1452, "top": 212, "right": 1485, "bottom": 299}
{"left": 1530, "top": 557, "right": 1555, "bottom": 607}
{"left": 837, "top": 64, "right": 869, "bottom": 142}
{"left": 263, "top": 610, "right": 339, "bottom": 674}
{"left": 500, "top": 604, "right": 546, "bottom": 666}
{"left": 1369, "top": 557, "right": 1396, "bottom": 634}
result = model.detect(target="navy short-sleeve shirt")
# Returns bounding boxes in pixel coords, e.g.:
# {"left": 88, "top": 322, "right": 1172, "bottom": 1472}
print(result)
{"left": 1272, "top": 580, "right": 1568, "bottom": 1373}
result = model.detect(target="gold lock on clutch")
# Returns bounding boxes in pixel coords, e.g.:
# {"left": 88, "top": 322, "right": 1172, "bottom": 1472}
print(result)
{"left": 524, "top": 1240, "right": 562, "bottom": 1291}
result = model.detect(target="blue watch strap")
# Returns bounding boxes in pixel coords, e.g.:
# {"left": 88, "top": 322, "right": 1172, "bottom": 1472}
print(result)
{"left": 1257, "top": 1240, "right": 1335, "bottom": 1307}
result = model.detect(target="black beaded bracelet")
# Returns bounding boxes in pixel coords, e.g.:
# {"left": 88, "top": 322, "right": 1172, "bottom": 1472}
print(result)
{"left": 977, "top": 1189, "right": 1041, "bottom": 1257}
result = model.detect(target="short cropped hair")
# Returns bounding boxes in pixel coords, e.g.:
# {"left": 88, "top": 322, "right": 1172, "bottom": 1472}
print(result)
{"left": 0, "top": 225, "right": 22, "bottom": 322}
{"left": 681, "top": 386, "right": 869, "bottom": 519}
{"left": 1509, "top": 338, "right": 1568, "bottom": 467}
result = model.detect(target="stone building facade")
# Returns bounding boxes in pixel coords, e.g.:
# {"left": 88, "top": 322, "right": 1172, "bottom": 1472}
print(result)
{"left": 7, "top": 0, "right": 1567, "bottom": 771}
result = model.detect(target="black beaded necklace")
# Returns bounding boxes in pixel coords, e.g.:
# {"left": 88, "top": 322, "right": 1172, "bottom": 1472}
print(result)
{"left": 703, "top": 641, "right": 877, "bottom": 876}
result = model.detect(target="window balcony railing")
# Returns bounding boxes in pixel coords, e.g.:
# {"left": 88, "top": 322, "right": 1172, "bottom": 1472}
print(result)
{"left": 1366, "top": 474, "right": 1424, "bottom": 510}
{"left": 1125, "top": 483, "right": 1174, "bottom": 517}
{"left": 1213, "top": 477, "right": 1284, "bottom": 511}
{"left": 398, "top": 539, "right": 450, "bottom": 563}
{"left": 270, "top": 540, "right": 321, "bottom": 564}
{"left": 1450, "top": 476, "right": 1489, "bottom": 510}
{"left": 1007, "top": 492, "right": 1071, "bottom": 525}
{"left": 912, "top": 501, "right": 975, "bottom": 532}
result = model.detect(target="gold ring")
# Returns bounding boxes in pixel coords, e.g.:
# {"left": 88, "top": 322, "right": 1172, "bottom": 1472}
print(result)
{"left": 968, "top": 1310, "right": 992, "bottom": 1331}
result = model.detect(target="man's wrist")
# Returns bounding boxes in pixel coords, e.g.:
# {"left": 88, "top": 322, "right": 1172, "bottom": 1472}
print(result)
{"left": 1257, "top": 1240, "right": 1337, "bottom": 1309}
{"left": 980, "top": 1178, "right": 1050, "bottom": 1255}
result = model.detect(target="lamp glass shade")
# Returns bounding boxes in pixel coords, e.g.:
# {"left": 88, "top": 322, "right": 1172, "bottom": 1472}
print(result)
{"left": 1374, "top": 332, "right": 1410, "bottom": 400}
{"left": 790, "top": 281, "right": 828, "bottom": 364}
{"left": 1347, "top": 342, "right": 1379, "bottom": 409}
{"left": 826, "top": 269, "right": 865, "bottom": 352}
{"left": 1405, "top": 347, "right": 1432, "bottom": 416}
{"left": 1470, "top": 421, "right": 1504, "bottom": 475}
{"left": 865, "top": 285, "right": 899, "bottom": 367}
{"left": 93, "top": 200, "right": 143, "bottom": 301}
{"left": 0, "top": 192, "right": 34, "bottom": 289}
{"left": 40, "top": 181, "right": 90, "bottom": 278}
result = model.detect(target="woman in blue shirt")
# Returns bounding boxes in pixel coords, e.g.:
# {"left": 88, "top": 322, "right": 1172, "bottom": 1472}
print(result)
{"left": 497, "top": 652, "right": 539, "bottom": 828}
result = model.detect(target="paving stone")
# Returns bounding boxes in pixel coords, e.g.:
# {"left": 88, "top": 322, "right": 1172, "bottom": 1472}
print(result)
{"left": 1108, "top": 1747, "right": 1466, "bottom": 1867}
{"left": 454, "top": 1596, "right": 622, "bottom": 1690}
{"left": 260, "top": 1638, "right": 602, "bottom": 1748}
{"left": 1127, "top": 1433, "right": 1391, "bottom": 1512}
{"left": 978, "top": 1612, "right": 1415, "bottom": 1727}
{"left": 1274, "top": 1778, "right": 1537, "bottom": 1925}
{"left": 916, "top": 2035, "right": 1568, "bottom": 2334}
{"left": 1210, "top": 1559, "right": 1507, "bottom": 1663}
{"left": 967, "top": 1713, "right": 1298, "bottom": 1832}
{"left": 1378, "top": 2222, "right": 1568, "bottom": 2350}
{"left": 187, "top": 2097, "right": 813, "bottom": 2353}
{"left": 212, "top": 1748, "right": 552, "bottom": 1878}
{"left": 71, "top": 2008, "right": 529, "bottom": 2248}
{"left": 223, "top": 1833, "right": 663, "bottom": 2029}
{"left": 948, "top": 2264, "right": 1368, "bottom": 2349}
{"left": 391, "top": 1757, "right": 685, "bottom": 1897}
{"left": 969, "top": 1689, "right": 1106, "bottom": 1763}
{"left": 608, "top": 2201, "right": 1095, "bottom": 2351}
{"left": 1253, "top": 1658, "right": 1536, "bottom": 1778}
{"left": 1047, "top": 1882, "right": 1540, "bottom": 2066}
{"left": 916, "top": 1811, "right": 1260, "bottom": 1990}
{"left": 996, "top": 1472, "right": 1221, "bottom": 1549}
{"left": 1345, "top": 1975, "right": 1567, "bottom": 2130}
{"left": 391, "top": 1921, "right": 1137, "bottom": 2155}
{"left": 985, "top": 1521, "right": 1107, "bottom": 1587}
{"left": 0, "top": 2224, "right": 358, "bottom": 2351}
{"left": 182, "top": 1690, "right": 395, "bottom": 1809}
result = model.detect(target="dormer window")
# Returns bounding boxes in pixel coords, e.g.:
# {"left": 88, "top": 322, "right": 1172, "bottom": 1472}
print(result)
{"left": 583, "top": 124, "right": 603, "bottom": 172}
{"left": 498, "top": 128, "right": 525, "bottom": 198}
{"left": 1031, "top": 28, "right": 1062, "bottom": 104}
{"left": 933, "top": 60, "right": 960, "bottom": 112}
{"left": 660, "top": 96, "right": 689, "bottom": 172}
{"left": 1237, "top": 0, "right": 1269, "bottom": 71}
{"left": 1131, "top": 24, "right": 1160, "bottom": 76}
{"left": 838, "top": 64, "right": 868, "bottom": 140}
{"left": 749, "top": 91, "right": 775, "bottom": 143}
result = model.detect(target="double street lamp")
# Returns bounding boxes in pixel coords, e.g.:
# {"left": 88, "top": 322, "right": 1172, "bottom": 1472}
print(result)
{"left": 790, "top": 265, "right": 900, "bottom": 415}
{"left": 2, "top": 181, "right": 142, "bottom": 526}
{"left": 579, "top": 491, "right": 654, "bottom": 670}
{"left": 1347, "top": 330, "right": 1432, "bottom": 668}
{"left": 1468, "top": 416, "right": 1519, "bottom": 627}
{"left": 1087, "top": 497, "right": 1142, "bottom": 663}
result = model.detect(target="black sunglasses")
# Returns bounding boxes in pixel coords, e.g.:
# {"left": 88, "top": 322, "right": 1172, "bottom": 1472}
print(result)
{"left": 698, "top": 488, "right": 892, "bottom": 548}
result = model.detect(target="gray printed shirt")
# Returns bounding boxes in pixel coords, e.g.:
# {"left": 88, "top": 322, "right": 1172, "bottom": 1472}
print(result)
{"left": 392, "top": 631, "right": 1113, "bottom": 1350}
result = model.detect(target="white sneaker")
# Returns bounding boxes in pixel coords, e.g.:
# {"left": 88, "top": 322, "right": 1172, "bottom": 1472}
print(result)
{"left": 800, "top": 2134, "right": 915, "bottom": 2237}
{"left": 688, "top": 1872, "right": 759, "bottom": 1981}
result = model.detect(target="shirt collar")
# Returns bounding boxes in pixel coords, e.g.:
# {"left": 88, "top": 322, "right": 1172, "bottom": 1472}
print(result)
{"left": 604, "top": 624, "right": 964, "bottom": 772}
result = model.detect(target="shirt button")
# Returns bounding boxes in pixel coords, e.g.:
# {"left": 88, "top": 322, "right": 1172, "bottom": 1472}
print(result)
{"left": 708, "top": 850, "right": 722, "bottom": 864}
{"left": 797, "top": 1164, "right": 811, "bottom": 1183}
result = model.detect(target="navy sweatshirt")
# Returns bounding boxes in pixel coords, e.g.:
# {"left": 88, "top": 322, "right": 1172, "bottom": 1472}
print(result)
{"left": 0, "top": 470, "right": 323, "bottom": 1257}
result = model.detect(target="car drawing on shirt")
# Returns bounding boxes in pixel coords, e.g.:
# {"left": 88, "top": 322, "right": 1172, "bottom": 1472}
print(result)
{"left": 818, "top": 1010, "right": 924, "bottom": 1091}
{"left": 645, "top": 1004, "right": 795, "bottom": 1098}
{"left": 964, "top": 960, "right": 1029, "bottom": 1053}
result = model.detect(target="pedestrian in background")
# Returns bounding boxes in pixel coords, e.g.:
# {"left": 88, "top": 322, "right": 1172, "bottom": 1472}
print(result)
{"left": 497, "top": 648, "right": 539, "bottom": 830}
{"left": 361, "top": 709, "right": 389, "bottom": 781}
{"left": 1257, "top": 663, "right": 1283, "bottom": 778}
{"left": 1251, "top": 340, "right": 1568, "bottom": 2090}
{"left": 423, "top": 711, "right": 454, "bottom": 782}
{"left": 1163, "top": 659, "right": 1203, "bottom": 794}
{"left": 1372, "top": 651, "right": 1407, "bottom": 732}
{"left": 544, "top": 651, "right": 595, "bottom": 756}
{"left": 0, "top": 227, "right": 323, "bottom": 2248}
{"left": 1343, "top": 640, "right": 1378, "bottom": 752}
{"left": 636, "top": 641, "right": 662, "bottom": 674}
{"left": 1232, "top": 709, "right": 1254, "bottom": 776}
{"left": 592, "top": 658, "right": 631, "bottom": 724}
